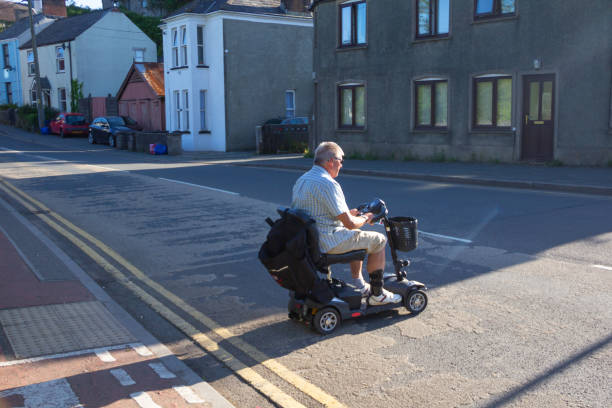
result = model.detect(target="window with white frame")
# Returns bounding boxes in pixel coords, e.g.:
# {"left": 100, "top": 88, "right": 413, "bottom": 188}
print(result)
{"left": 180, "top": 26, "right": 188, "bottom": 66}
{"left": 174, "top": 90, "right": 181, "bottom": 130}
{"left": 199, "top": 90, "right": 207, "bottom": 130}
{"left": 56, "top": 46, "right": 65, "bottom": 72}
{"left": 134, "top": 49, "right": 144, "bottom": 62}
{"left": 182, "top": 90, "right": 189, "bottom": 130}
{"left": 58, "top": 87, "right": 67, "bottom": 111}
{"left": 171, "top": 28, "right": 179, "bottom": 67}
{"left": 285, "top": 90, "right": 295, "bottom": 118}
{"left": 27, "top": 50, "right": 35, "bottom": 75}
{"left": 197, "top": 26, "right": 204, "bottom": 65}
{"left": 31, "top": 87, "right": 37, "bottom": 106}
{"left": 415, "top": 78, "right": 448, "bottom": 129}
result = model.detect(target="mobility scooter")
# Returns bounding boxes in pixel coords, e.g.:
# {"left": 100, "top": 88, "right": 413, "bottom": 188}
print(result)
{"left": 261, "top": 198, "right": 427, "bottom": 335}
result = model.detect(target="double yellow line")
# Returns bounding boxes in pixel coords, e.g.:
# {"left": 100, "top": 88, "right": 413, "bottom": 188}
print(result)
{"left": 0, "top": 178, "right": 346, "bottom": 408}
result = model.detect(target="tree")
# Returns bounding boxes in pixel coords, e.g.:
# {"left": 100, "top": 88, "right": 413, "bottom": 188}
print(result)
{"left": 70, "top": 79, "right": 83, "bottom": 112}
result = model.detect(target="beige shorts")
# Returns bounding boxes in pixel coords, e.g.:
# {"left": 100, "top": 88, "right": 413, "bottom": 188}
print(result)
{"left": 327, "top": 230, "right": 387, "bottom": 255}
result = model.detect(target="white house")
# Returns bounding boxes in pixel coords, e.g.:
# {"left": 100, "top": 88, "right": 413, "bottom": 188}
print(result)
{"left": 19, "top": 8, "right": 156, "bottom": 112}
{"left": 160, "top": 0, "right": 313, "bottom": 152}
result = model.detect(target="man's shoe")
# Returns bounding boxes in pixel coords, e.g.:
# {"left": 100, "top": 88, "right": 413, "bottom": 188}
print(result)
{"left": 359, "top": 283, "right": 371, "bottom": 297}
{"left": 368, "top": 289, "right": 402, "bottom": 306}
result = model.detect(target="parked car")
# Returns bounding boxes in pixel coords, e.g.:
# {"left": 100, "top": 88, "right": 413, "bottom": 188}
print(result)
{"left": 262, "top": 117, "right": 283, "bottom": 126}
{"left": 49, "top": 113, "right": 89, "bottom": 138}
{"left": 88, "top": 116, "right": 134, "bottom": 147}
{"left": 120, "top": 115, "right": 143, "bottom": 131}
{"left": 280, "top": 116, "right": 309, "bottom": 125}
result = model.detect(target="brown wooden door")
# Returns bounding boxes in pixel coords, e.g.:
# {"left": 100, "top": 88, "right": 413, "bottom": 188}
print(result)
{"left": 522, "top": 74, "right": 555, "bottom": 161}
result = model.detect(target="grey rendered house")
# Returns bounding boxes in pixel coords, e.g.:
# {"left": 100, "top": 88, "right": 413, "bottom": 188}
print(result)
{"left": 161, "top": 0, "right": 313, "bottom": 152}
{"left": 310, "top": 0, "right": 612, "bottom": 165}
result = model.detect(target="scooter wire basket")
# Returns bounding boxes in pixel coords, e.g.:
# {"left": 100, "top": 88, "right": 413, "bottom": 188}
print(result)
{"left": 388, "top": 216, "right": 418, "bottom": 252}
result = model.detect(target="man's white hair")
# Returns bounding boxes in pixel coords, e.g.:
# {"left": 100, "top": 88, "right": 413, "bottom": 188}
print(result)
{"left": 314, "top": 141, "right": 344, "bottom": 165}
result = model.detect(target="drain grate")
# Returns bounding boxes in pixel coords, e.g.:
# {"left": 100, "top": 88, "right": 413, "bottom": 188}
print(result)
{"left": 0, "top": 301, "right": 136, "bottom": 358}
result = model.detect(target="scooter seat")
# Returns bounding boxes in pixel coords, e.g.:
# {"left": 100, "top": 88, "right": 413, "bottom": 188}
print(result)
{"left": 319, "top": 249, "right": 367, "bottom": 266}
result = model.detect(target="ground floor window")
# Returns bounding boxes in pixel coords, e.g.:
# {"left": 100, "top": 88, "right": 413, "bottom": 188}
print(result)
{"left": 338, "top": 83, "right": 365, "bottom": 129}
{"left": 415, "top": 79, "right": 448, "bottom": 129}
{"left": 5, "top": 82, "right": 12, "bottom": 104}
{"left": 58, "top": 87, "right": 67, "bottom": 112}
{"left": 285, "top": 90, "right": 295, "bottom": 118}
{"left": 182, "top": 90, "right": 189, "bottom": 131}
{"left": 174, "top": 90, "right": 181, "bottom": 130}
{"left": 473, "top": 75, "right": 512, "bottom": 128}
{"left": 31, "top": 88, "right": 37, "bottom": 106}
{"left": 199, "top": 90, "right": 207, "bottom": 130}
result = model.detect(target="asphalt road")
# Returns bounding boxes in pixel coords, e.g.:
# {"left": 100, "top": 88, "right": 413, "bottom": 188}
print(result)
{"left": 1, "top": 131, "right": 611, "bottom": 408}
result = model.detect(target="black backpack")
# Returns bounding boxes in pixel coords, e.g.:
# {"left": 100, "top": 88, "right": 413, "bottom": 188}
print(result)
{"left": 258, "top": 208, "right": 334, "bottom": 304}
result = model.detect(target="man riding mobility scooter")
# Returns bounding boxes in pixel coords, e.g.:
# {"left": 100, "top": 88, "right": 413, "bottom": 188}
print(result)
{"left": 259, "top": 199, "right": 427, "bottom": 334}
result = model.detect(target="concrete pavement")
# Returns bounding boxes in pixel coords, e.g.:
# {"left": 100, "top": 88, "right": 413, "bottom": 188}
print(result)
{"left": 0, "top": 192, "right": 234, "bottom": 407}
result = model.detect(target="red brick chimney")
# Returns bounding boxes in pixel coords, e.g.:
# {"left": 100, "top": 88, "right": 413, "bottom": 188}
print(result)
{"left": 43, "top": 0, "right": 67, "bottom": 18}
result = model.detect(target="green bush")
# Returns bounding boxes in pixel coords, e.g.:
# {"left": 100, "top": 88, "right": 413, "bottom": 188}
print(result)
{"left": 0, "top": 103, "right": 17, "bottom": 110}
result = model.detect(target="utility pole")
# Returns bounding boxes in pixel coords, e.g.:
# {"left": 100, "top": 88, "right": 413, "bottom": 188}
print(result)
{"left": 27, "top": 0, "right": 44, "bottom": 129}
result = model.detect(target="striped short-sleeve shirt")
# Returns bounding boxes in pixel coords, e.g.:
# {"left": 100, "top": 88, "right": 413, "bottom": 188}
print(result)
{"left": 291, "top": 165, "right": 355, "bottom": 253}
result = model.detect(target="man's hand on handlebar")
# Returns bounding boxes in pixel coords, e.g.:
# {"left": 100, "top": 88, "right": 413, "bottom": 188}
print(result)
{"left": 350, "top": 208, "right": 375, "bottom": 225}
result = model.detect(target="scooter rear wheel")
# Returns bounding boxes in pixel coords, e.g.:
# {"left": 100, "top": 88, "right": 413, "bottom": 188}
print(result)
{"left": 313, "top": 307, "right": 340, "bottom": 335}
{"left": 405, "top": 290, "right": 427, "bottom": 314}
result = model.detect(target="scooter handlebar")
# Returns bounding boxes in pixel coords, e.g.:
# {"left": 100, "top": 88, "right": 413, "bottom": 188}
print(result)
{"left": 357, "top": 198, "right": 388, "bottom": 223}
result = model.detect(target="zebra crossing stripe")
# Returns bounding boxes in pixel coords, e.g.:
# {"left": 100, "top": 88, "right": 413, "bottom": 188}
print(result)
{"left": 149, "top": 362, "right": 176, "bottom": 379}
{"left": 130, "top": 391, "right": 162, "bottom": 408}
{"left": 130, "top": 343, "right": 153, "bottom": 356}
{"left": 110, "top": 369, "right": 136, "bottom": 386}
{"left": 173, "top": 385, "right": 205, "bottom": 403}
{"left": 95, "top": 349, "right": 115, "bottom": 362}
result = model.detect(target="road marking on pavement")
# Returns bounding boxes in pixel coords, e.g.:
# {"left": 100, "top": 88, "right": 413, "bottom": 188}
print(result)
{"left": 173, "top": 385, "right": 206, "bottom": 403}
{"left": 592, "top": 264, "right": 612, "bottom": 271}
{"left": 419, "top": 230, "right": 472, "bottom": 244}
{"left": 149, "top": 362, "right": 176, "bottom": 379}
{"left": 95, "top": 349, "right": 116, "bottom": 362}
{"left": 110, "top": 368, "right": 136, "bottom": 386}
{"left": 0, "top": 344, "right": 130, "bottom": 367}
{"left": 0, "top": 179, "right": 327, "bottom": 408}
{"left": 131, "top": 391, "right": 162, "bottom": 408}
{"left": 130, "top": 343, "right": 153, "bottom": 356}
{"left": 158, "top": 177, "right": 239, "bottom": 195}
{"left": 0, "top": 146, "right": 128, "bottom": 172}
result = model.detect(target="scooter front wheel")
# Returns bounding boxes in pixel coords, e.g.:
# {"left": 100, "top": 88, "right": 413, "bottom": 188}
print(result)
{"left": 405, "top": 290, "right": 427, "bottom": 314}
{"left": 313, "top": 307, "right": 340, "bottom": 335}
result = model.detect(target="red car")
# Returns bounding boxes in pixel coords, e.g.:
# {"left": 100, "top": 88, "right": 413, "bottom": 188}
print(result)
{"left": 49, "top": 113, "right": 89, "bottom": 138}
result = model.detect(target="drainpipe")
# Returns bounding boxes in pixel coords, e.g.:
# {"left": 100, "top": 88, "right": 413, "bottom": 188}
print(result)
{"left": 63, "top": 41, "right": 73, "bottom": 111}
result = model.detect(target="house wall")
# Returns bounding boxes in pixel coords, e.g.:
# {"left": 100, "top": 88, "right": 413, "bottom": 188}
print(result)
{"left": 162, "top": 11, "right": 312, "bottom": 152}
{"left": 74, "top": 11, "right": 156, "bottom": 98}
{"left": 162, "top": 13, "right": 226, "bottom": 151}
{"left": 223, "top": 17, "right": 314, "bottom": 151}
{"left": 313, "top": 0, "right": 612, "bottom": 165}
{"left": 0, "top": 40, "right": 21, "bottom": 105}
{"left": 19, "top": 42, "right": 73, "bottom": 111}
{"left": 1, "top": 16, "right": 54, "bottom": 106}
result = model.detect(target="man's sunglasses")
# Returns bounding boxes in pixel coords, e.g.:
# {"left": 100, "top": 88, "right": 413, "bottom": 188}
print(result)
{"left": 333, "top": 157, "right": 344, "bottom": 164}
